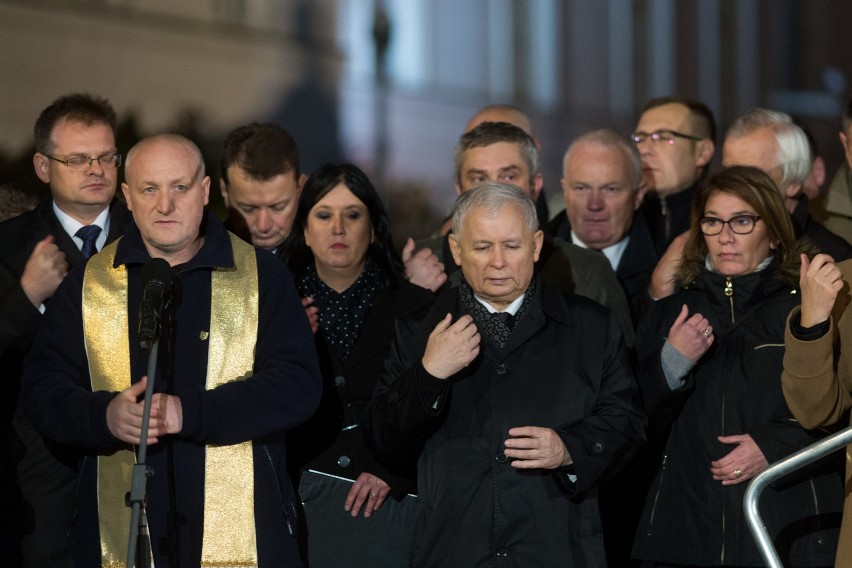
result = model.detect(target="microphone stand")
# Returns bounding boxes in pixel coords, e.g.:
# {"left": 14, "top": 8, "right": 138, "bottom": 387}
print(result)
{"left": 126, "top": 338, "right": 159, "bottom": 568}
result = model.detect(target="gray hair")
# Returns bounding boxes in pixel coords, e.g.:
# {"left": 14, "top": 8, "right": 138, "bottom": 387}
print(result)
{"left": 725, "top": 108, "right": 811, "bottom": 188}
{"left": 125, "top": 133, "right": 206, "bottom": 179}
{"left": 563, "top": 128, "right": 642, "bottom": 189}
{"left": 453, "top": 122, "right": 540, "bottom": 187}
{"left": 452, "top": 182, "right": 538, "bottom": 237}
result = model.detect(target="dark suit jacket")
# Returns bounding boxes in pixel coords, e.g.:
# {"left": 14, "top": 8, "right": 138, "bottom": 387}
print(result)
{"left": 547, "top": 211, "right": 658, "bottom": 324}
{"left": 0, "top": 198, "right": 131, "bottom": 407}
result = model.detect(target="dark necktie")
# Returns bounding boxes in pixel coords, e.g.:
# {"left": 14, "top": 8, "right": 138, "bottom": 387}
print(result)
{"left": 76, "top": 225, "right": 102, "bottom": 259}
{"left": 493, "top": 311, "right": 515, "bottom": 330}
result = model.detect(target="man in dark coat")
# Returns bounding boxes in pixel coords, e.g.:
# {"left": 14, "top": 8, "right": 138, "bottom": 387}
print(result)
{"left": 548, "top": 128, "right": 658, "bottom": 323}
{"left": 364, "top": 183, "right": 645, "bottom": 567}
{"left": 633, "top": 96, "right": 716, "bottom": 256}
{"left": 21, "top": 134, "right": 322, "bottom": 567}
{"left": 0, "top": 93, "right": 131, "bottom": 567}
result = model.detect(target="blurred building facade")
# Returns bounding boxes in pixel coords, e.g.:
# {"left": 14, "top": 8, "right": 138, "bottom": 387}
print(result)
{"left": 1, "top": 0, "right": 849, "bottom": 231}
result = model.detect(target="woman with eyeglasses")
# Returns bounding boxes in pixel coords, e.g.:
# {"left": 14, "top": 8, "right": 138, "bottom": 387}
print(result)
{"left": 631, "top": 166, "right": 842, "bottom": 567}
{"left": 282, "top": 163, "right": 434, "bottom": 567}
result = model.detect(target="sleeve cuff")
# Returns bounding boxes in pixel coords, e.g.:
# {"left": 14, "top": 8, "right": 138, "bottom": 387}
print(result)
{"left": 661, "top": 340, "right": 694, "bottom": 389}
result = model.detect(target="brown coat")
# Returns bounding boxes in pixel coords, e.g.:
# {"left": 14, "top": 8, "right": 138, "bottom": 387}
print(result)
{"left": 782, "top": 259, "right": 852, "bottom": 568}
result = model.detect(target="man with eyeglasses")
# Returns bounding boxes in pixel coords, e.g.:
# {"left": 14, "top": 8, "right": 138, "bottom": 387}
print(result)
{"left": 722, "top": 108, "right": 852, "bottom": 261}
{"left": 0, "top": 93, "right": 130, "bottom": 567}
{"left": 632, "top": 96, "right": 716, "bottom": 256}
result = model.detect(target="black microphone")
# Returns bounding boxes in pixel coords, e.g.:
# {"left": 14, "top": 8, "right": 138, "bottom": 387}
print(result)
{"left": 138, "top": 258, "right": 172, "bottom": 348}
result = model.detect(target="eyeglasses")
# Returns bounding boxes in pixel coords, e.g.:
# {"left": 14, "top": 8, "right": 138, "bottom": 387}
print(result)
{"left": 45, "top": 153, "right": 122, "bottom": 171}
{"left": 699, "top": 214, "right": 761, "bottom": 236}
{"left": 630, "top": 130, "right": 704, "bottom": 145}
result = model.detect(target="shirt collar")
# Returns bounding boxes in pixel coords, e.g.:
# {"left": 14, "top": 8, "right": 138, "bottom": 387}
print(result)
{"left": 474, "top": 292, "right": 525, "bottom": 316}
{"left": 571, "top": 229, "right": 630, "bottom": 271}
{"left": 52, "top": 201, "right": 110, "bottom": 251}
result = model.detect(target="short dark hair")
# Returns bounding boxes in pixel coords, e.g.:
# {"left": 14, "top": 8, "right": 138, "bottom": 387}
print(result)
{"left": 454, "top": 121, "right": 539, "bottom": 186}
{"left": 642, "top": 96, "right": 717, "bottom": 144}
{"left": 220, "top": 123, "right": 300, "bottom": 186}
{"left": 284, "top": 162, "right": 404, "bottom": 290}
{"left": 33, "top": 93, "right": 117, "bottom": 155}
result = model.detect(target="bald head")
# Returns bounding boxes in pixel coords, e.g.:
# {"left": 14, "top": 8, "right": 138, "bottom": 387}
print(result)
{"left": 121, "top": 134, "right": 211, "bottom": 265}
{"left": 465, "top": 105, "right": 534, "bottom": 138}
{"left": 125, "top": 134, "right": 206, "bottom": 182}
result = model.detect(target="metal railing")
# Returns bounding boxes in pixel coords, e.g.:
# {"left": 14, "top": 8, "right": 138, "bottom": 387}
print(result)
{"left": 744, "top": 425, "right": 852, "bottom": 567}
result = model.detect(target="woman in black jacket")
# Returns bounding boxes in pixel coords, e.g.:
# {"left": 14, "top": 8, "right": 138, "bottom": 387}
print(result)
{"left": 632, "top": 166, "right": 842, "bottom": 567}
{"left": 284, "top": 163, "right": 433, "bottom": 566}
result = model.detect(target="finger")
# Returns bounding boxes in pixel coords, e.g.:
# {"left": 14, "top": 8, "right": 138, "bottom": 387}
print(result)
{"left": 412, "top": 247, "right": 434, "bottom": 261}
{"left": 431, "top": 313, "right": 453, "bottom": 336}
{"left": 363, "top": 491, "right": 381, "bottom": 518}
{"left": 507, "top": 425, "right": 539, "bottom": 439}
{"left": 799, "top": 253, "right": 810, "bottom": 285}
{"left": 32, "top": 234, "right": 56, "bottom": 254}
{"left": 350, "top": 490, "right": 371, "bottom": 518}
{"left": 686, "top": 312, "right": 707, "bottom": 328}
{"left": 300, "top": 296, "right": 314, "bottom": 308}
{"left": 344, "top": 481, "right": 361, "bottom": 512}
{"left": 126, "top": 376, "right": 148, "bottom": 399}
{"left": 672, "top": 304, "right": 689, "bottom": 328}
{"left": 717, "top": 435, "right": 744, "bottom": 445}
{"left": 401, "top": 237, "right": 415, "bottom": 262}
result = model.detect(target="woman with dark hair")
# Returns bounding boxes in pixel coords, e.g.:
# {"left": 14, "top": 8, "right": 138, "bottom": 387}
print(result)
{"left": 632, "top": 166, "right": 842, "bottom": 567}
{"left": 284, "top": 162, "right": 433, "bottom": 566}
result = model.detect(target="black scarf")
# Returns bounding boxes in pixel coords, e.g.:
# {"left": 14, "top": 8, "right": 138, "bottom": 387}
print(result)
{"left": 458, "top": 276, "right": 536, "bottom": 351}
{"left": 297, "top": 260, "right": 379, "bottom": 360}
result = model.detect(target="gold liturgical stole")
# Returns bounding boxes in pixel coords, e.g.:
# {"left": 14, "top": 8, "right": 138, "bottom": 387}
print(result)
{"left": 84, "top": 234, "right": 260, "bottom": 568}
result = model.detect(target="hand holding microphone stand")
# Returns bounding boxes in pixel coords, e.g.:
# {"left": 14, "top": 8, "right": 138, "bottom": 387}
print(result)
{"left": 127, "top": 259, "right": 172, "bottom": 568}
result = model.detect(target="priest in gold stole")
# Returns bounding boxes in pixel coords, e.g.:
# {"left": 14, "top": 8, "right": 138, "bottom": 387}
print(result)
{"left": 21, "top": 134, "right": 322, "bottom": 568}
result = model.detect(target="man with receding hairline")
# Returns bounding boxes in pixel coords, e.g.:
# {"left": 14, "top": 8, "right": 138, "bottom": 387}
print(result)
{"left": 22, "top": 133, "right": 321, "bottom": 567}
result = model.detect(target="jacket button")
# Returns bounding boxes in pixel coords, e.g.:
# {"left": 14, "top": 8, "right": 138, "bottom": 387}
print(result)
{"left": 337, "top": 455, "right": 351, "bottom": 468}
{"left": 335, "top": 375, "right": 346, "bottom": 387}
{"left": 496, "top": 453, "right": 508, "bottom": 463}
{"left": 388, "top": 390, "right": 399, "bottom": 403}
{"left": 589, "top": 441, "right": 604, "bottom": 455}
{"left": 495, "top": 546, "right": 508, "bottom": 557}
{"left": 495, "top": 364, "right": 507, "bottom": 375}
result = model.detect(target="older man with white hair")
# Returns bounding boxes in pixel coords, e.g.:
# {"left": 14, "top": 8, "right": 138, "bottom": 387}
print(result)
{"left": 723, "top": 108, "right": 852, "bottom": 260}
{"left": 366, "top": 182, "right": 645, "bottom": 567}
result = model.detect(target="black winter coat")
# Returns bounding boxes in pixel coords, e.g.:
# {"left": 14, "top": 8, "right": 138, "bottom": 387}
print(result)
{"left": 632, "top": 264, "right": 843, "bottom": 567}
{"left": 365, "top": 280, "right": 646, "bottom": 567}
{"left": 22, "top": 214, "right": 322, "bottom": 568}
{"left": 287, "top": 280, "right": 434, "bottom": 497}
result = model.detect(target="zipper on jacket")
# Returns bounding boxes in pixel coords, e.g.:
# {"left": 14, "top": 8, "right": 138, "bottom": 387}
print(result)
{"left": 645, "top": 454, "right": 668, "bottom": 536}
{"left": 661, "top": 197, "right": 670, "bottom": 243}
{"left": 724, "top": 277, "right": 734, "bottom": 323}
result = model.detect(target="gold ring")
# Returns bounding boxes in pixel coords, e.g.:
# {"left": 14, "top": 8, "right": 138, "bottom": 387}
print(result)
{"left": 734, "top": 469, "right": 742, "bottom": 478}
{"left": 703, "top": 328, "right": 712, "bottom": 338}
